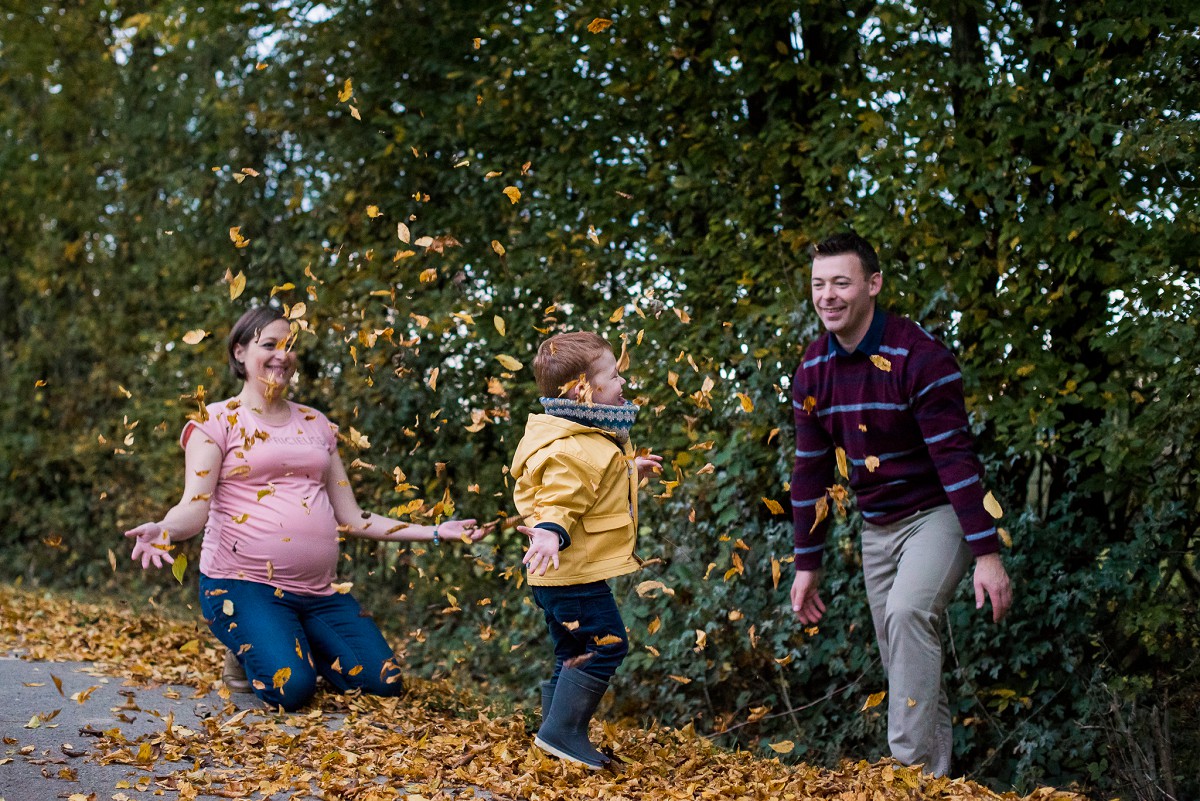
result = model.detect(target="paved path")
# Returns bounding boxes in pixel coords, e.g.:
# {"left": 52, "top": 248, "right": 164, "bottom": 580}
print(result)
{"left": 0, "top": 656, "right": 242, "bottom": 800}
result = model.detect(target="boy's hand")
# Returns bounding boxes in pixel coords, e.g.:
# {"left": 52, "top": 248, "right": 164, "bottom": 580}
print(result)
{"left": 635, "top": 452, "right": 664, "bottom": 481}
{"left": 519, "top": 524, "right": 561, "bottom": 576}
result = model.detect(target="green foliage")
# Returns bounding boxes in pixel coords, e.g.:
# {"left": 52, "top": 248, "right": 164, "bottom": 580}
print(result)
{"left": 2, "top": 2, "right": 1198, "bottom": 798}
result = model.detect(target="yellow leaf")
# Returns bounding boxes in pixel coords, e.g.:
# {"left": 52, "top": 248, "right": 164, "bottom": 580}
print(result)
{"left": 397, "top": 222, "right": 411, "bottom": 243}
{"left": 861, "top": 690, "right": 887, "bottom": 711}
{"left": 493, "top": 315, "right": 507, "bottom": 336}
{"left": 587, "top": 17, "right": 613, "bottom": 33}
{"left": 983, "top": 491, "right": 1004, "bottom": 519}
{"left": 287, "top": 301, "right": 307, "bottom": 320}
{"left": 502, "top": 186, "right": 521, "bottom": 204}
{"left": 182, "top": 329, "right": 207, "bottom": 345}
{"left": 490, "top": 240, "right": 506, "bottom": 256}
{"left": 737, "top": 393, "right": 754, "bottom": 413}
{"left": 230, "top": 271, "right": 246, "bottom": 300}
{"left": 609, "top": 306, "right": 625, "bottom": 323}
{"left": 647, "top": 617, "right": 661, "bottom": 635}
{"left": 693, "top": 629, "right": 707, "bottom": 650}
{"left": 835, "top": 447, "right": 849, "bottom": 479}
{"left": 338, "top": 78, "right": 353, "bottom": 103}
{"left": 495, "top": 354, "right": 523, "bottom": 371}
{"left": 768, "top": 740, "right": 795, "bottom": 754}
{"left": 635, "top": 580, "right": 675, "bottom": 598}
{"left": 587, "top": 225, "right": 600, "bottom": 245}
{"left": 419, "top": 268, "right": 438, "bottom": 283}
{"left": 222, "top": 599, "right": 234, "bottom": 616}
{"left": 330, "top": 581, "right": 354, "bottom": 594}
{"left": 171, "top": 552, "right": 188, "bottom": 585}
{"left": 272, "top": 667, "right": 291, "bottom": 690}
{"left": 809, "top": 495, "right": 829, "bottom": 533}
{"left": 427, "top": 367, "right": 439, "bottom": 391}
{"left": 999, "top": 527, "right": 1013, "bottom": 548}
{"left": 673, "top": 307, "right": 691, "bottom": 324}
{"left": 870, "top": 354, "right": 892, "bottom": 372}
{"left": 230, "top": 513, "right": 249, "bottom": 524}
{"left": 349, "top": 105, "right": 361, "bottom": 120}
{"left": 562, "top": 620, "right": 581, "bottom": 631}
{"left": 762, "top": 497, "right": 784, "bottom": 515}
{"left": 593, "top": 634, "right": 623, "bottom": 646}
{"left": 366, "top": 204, "right": 382, "bottom": 218}
{"left": 347, "top": 664, "right": 363, "bottom": 676}
{"left": 668, "top": 675, "right": 692, "bottom": 684}
{"left": 865, "top": 455, "right": 880, "bottom": 473}
{"left": 178, "top": 639, "right": 199, "bottom": 654}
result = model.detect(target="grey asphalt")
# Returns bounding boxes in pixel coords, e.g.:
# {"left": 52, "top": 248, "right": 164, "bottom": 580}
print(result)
{"left": 0, "top": 656, "right": 240, "bottom": 801}
{"left": 0, "top": 657, "right": 493, "bottom": 801}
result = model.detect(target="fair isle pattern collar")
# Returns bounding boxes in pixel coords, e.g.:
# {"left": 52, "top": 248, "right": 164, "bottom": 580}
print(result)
{"left": 540, "top": 397, "right": 639, "bottom": 444}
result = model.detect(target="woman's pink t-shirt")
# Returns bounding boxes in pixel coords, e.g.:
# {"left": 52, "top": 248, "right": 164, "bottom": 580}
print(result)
{"left": 182, "top": 398, "right": 342, "bottom": 596}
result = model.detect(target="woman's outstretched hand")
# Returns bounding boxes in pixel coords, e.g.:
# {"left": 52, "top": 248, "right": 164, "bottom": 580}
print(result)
{"left": 124, "top": 523, "right": 175, "bottom": 570}
{"left": 438, "top": 518, "right": 485, "bottom": 543}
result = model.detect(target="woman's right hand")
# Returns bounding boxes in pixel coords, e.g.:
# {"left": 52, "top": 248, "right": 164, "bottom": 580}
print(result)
{"left": 124, "top": 523, "right": 175, "bottom": 570}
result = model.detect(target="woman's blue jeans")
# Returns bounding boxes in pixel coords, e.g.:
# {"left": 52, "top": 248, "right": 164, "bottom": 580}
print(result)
{"left": 198, "top": 574, "right": 404, "bottom": 711}
{"left": 531, "top": 580, "right": 628, "bottom": 682}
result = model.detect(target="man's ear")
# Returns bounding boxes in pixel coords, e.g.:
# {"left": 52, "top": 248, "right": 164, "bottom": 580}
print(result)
{"left": 868, "top": 271, "right": 883, "bottom": 298}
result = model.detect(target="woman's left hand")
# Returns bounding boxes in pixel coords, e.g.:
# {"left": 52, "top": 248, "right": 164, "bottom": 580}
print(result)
{"left": 437, "top": 518, "right": 484, "bottom": 543}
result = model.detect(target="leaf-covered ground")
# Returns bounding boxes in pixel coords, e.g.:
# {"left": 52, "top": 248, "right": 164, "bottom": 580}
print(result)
{"left": 0, "top": 586, "right": 1084, "bottom": 801}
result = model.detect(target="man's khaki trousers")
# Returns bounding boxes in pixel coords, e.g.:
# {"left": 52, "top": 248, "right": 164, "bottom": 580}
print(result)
{"left": 862, "top": 504, "right": 972, "bottom": 777}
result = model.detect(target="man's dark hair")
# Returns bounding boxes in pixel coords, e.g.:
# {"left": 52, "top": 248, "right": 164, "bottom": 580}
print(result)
{"left": 227, "top": 306, "right": 287, "bottom": 380}
{"left": 812, "top": 232, "right": 881, "bottom": 276}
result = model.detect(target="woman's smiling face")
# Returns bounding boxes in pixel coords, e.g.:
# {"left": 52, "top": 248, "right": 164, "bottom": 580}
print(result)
{"left": 234, "top": 318, "right": 297, "bottom": 394}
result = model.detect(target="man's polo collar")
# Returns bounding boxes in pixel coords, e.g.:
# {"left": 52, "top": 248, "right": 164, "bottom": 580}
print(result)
{"left": 827, "top": 307, "right": 886, "bottom": 358}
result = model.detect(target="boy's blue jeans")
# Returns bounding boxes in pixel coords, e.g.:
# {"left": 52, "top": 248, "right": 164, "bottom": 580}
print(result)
{"left": 198, "top": 574, "right": 404, "bottom": 711}
{"left": 531, "top": 580, "right": 628, "bottom": 682}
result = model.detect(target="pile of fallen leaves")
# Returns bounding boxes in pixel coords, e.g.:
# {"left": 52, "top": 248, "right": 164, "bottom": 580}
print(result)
{"left": 0, "top": 586, "right": 1083, "bottom": 800}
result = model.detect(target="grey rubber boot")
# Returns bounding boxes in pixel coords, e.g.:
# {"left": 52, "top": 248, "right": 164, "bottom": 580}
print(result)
{"left": 534, "top": 669, "right": 609, "bottom": 769}
{"left": 540, "top": 679, "right": 557, "bottom": 721}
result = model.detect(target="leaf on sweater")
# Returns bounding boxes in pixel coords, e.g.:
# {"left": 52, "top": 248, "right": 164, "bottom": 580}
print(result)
{"left": 869, "top": 355, "right": 892, "bottom": 372}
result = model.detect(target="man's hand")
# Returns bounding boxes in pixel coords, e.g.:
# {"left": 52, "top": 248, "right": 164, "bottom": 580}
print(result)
{"left": 519, "top": 525, "right": 561, "bottom": 576}
{"left": 791, "top": 570, "right": 826, "bottom": 625}
{"left": 635, "top": 452, "right": 664, "bottom": 482}
{"left": 973, "top": 552, "right": 1012, "bottom": 622}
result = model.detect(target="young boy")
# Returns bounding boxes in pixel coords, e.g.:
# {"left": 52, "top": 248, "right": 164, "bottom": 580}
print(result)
{"left": 511, "top": 331, "right": 661, "bottom": 769}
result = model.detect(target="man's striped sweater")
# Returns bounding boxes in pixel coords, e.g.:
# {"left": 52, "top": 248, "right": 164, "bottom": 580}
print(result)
{"left": 790, "top": 308, "right": 999, "bottom": 571}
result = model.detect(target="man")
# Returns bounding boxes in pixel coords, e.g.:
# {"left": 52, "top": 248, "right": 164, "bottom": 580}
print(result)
{"left": 789, "top": 231, "right": 1012, "bottom": 777}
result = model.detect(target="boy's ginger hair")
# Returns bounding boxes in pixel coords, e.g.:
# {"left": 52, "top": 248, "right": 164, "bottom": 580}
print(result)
{"left": 533, "top": 332, "right": 612, "bottom": 398}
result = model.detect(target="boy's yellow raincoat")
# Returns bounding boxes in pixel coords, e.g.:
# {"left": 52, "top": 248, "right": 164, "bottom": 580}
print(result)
{"left": 511, "top": 413, "right": 640, "bottom": 586}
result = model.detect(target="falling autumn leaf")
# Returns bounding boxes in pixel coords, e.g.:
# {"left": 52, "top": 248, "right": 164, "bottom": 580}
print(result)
{"left": 762, "top": 497, "right": 784, "bottom": 515}
{"left": 182, "top": 329, "right": 207, "bottom": 345}
{"left": 490, "top": 240, "right": 506, "bottom": 256}
{"left": 593, "top": 634, "right": 623, "bottom": 646}
{"left": 864, "top": 455, "right": 880, "bottom": 473}
{"left": 366, "top": 205, "right": 382, "bottom": 218}
{"left": 836, "top": 447, "right": 849, "bottom": 479}
{"left": 330, "top": 582, "right": 354, "bottom": 594}
{"left": 861, "top": 690, "right": 887, "bottom": 711}
{"left": 272, "top": 667, "right": 291, "bottom": 691}
{"left": 495, "top": 354, "right": 523, "bottom": 371}
{"left": 999, "top": 527, "right": 1013, "bottom": 547}
{"left": 222, "top": 599, "right": 234, "bottom": 616}
{"left": 502, "top": 186, "right": 521, "bottom": 204}
{"left": 768, "top": 740, "right": 795, "bottom": 754}
{"left": 427, "top": 367, "right": 439, "bottom": 391}
{"left": 609, "top": 306, "right": 625, "bottom": 323}
{"left": 737, "top": 393, "right": 754, "bottom": 413}
{"left": 229, "top": 271, "right": 246, "bottom": 300}
{"left": 397, "top": 222, "right": 411, "bottom": 243}
{"left": 338, "top": 78, "right": 353, "bottom": 103}
{"left": 493, "top": 316, "right": 507, "bottom": 336}
{"left": 171, "top": 552, "right": 188, "bottom": 584}
{"left": 587, "top": 17, "right": 613, "bottom": 33}
{"left": 984, "top": 491, "right": 1004, "bottom": 519}
{"left": 870, "top": 354, "right": 892, "bottom": 372}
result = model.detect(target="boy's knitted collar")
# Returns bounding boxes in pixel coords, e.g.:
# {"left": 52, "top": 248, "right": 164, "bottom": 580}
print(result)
{"left": 539, "top": 397, "right": 639, "bottom": 444}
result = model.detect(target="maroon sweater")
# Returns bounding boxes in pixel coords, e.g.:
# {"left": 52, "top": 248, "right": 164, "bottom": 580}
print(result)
{"left": 790, "top": 309, "right": 999, "bottom": 571}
